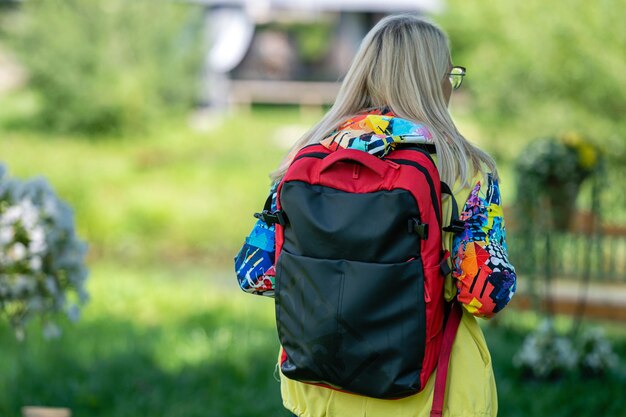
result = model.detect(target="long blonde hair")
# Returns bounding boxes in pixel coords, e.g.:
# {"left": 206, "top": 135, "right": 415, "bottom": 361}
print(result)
{"left": 270, "top": 14, "right": 496, "bottom": 188}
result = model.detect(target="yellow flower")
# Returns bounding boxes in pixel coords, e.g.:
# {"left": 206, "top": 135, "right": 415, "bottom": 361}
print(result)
{"left": 559, "top": 132, "right": 598, "bottom": 170}
{"left": 561, "top": 132, "right": 583, "bottom": 146}
{"left": 577, "top": 143, "right": 598, "bottom": 170}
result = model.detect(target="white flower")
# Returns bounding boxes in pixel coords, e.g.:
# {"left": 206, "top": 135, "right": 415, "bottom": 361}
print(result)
{"left": 29, "top": 256, "right": 43, "bottom": 271}
{"left": 7, "top": 242, "right": 27, "bottom": 263}
{"left": 28, "top": 226, "right": 47, "bottom": 254}
{"left": 554, "top": 337, "right": 578, "bottom": 369}
{"left": 2, "top": 205, "right": 22, "bottom": 225}
{"left": 19, "top": 199, "right": 40, "bottom": 229}
{"left": 0, "top": 225, "right": 15, "bottom": 245}
{"left": 514, "top": 319, "right": 579, "bottom": 377}
{"left": 578, "top": 327, "right": 620, "bottom": 373}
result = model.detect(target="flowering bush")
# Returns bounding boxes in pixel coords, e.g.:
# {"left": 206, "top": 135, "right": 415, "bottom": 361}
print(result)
{"left": 0, "top": 164, "right": 89, "bottom": 340}
{"left": 577, "top": 328, "right": 619, "bottom": 377}
{"left": 514, "top": 319, "right": 619, "bottom": 379}
{"left": 513, "top": 319, "right": 578, "bottom": 379}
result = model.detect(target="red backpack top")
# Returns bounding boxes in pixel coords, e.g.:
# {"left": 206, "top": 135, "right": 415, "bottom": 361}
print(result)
{"left": 259, "top": 142, "right": 462, "bottom": 403}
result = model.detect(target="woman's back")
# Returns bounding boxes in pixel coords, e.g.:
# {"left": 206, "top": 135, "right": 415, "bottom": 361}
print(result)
{"left": 234, "top": 14, "right": 517, "bottom": 417}
{"left": 278, "top": 109, "right": 513, "bottom": 417}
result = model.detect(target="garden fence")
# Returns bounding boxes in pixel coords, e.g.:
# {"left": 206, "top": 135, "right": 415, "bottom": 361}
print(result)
{"left": 508, "top": 162, "right": 626, "bottom": 284}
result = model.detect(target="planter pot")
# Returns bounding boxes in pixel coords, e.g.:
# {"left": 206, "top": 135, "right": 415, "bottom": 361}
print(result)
{"left": 21, "top": 407, "right": 71, "bottom": 417}
{"left": 547, "top": 181, "right": 581, "bottom": 231}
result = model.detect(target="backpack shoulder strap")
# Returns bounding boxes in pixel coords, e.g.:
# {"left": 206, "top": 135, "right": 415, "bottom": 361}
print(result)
{"left": 393, "top": 142, "right": 437, "bottom": 154}
{"left": 441, "top": 182, "right": 465, "bottom": 234}
{"left": 430, "top": 302, "right": 463, "bottom": 417}
{"left": 392, "top": 146, "right": 463, "bottom": 233}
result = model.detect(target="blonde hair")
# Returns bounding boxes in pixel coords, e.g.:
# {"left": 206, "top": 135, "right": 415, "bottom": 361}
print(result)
{"left": 270, "top": 14, "right": 496, "bottom": 189}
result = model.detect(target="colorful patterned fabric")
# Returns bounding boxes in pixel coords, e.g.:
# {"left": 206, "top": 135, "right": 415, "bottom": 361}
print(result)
{"left": 234, "top": 184, "right": 278, "bottom": 296}
{"left": 319, "top": 107, "right": 434, "bottom": 157}
{"left": 451, "top": 174, "right": 517, "bottom": 317}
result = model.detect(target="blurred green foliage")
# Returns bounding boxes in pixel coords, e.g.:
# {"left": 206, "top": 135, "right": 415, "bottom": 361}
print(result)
{"left": 438, "top": 0, "right": 626, "bottom": 163}
{"left": 3, "top": 0, "right": 204, "bottom": 135}
{"left": 289, "top": 21, "right": 334, "bottom": 65}
{"left": 0, "top": 105, "right": 315, "bottom": 265}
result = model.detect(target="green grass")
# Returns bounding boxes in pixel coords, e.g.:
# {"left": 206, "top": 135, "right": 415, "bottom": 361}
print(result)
{"left": 0, "top": 100, "right": 319, "bottom": 266}
{"left": 0, "top": 262, "right": 289, "bottom": 417}
{"left": 1, "top": 261, "right": 625, "bottom": 417}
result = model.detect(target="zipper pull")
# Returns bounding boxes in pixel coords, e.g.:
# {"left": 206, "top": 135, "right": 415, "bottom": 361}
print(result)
{"left": 424, "top": 284, "right": 431, "bottom": 303}
{"left": 386, "top": 159, "right": 400, "bottom": 169}
{"left": 352, "top": 163, "right": 360, "bottom": 179}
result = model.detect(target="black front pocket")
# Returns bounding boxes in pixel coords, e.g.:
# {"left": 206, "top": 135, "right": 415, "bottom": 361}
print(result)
{"left": 276, "top": 251, "right": 426, "bottom": 399}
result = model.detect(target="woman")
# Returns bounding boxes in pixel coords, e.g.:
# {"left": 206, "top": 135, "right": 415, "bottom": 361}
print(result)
{"left": 235, "top": 14, "right": 516, "bottom": 417}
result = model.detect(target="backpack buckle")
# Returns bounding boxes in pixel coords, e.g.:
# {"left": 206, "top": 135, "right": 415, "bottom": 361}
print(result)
{"left": 254, "top": 210, "right": 288, "bottom": 226}
{"left": 443, "top": 219, "right": 465, "bottom": 234}
{"left": 408, "top": 218, "right": 429, "bottom": 240}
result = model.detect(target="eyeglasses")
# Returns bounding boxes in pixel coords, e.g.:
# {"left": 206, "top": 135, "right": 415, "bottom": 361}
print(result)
{"left": 449, "top": 66, "right": 466, "bottom": 90}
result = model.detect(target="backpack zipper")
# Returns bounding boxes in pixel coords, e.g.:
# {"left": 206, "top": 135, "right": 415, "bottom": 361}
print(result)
{"left": 292, "top": 152, "right": 329, "bottom": 163}
{"left": 290, "top": 153, "right": 441, "bottom": 227}
{"left": 386, "top": 158, "right": 441, "bottom": 229}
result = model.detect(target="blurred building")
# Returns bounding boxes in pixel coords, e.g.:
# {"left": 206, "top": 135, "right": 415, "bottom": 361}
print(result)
{"left": 192, "top": 0, "right": 443, "bottom": 109}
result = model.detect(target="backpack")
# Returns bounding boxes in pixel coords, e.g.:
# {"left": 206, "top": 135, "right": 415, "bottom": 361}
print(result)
{"left": 254, "top": 142, "right": 463, "bottom": 405}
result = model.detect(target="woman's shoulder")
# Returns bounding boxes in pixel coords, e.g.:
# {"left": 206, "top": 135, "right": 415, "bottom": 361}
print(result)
{"left": 449, "top": 160, "right": 500, "bottom": 205}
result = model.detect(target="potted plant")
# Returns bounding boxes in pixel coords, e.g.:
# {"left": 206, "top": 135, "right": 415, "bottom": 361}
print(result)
{"left": 515, "top": 132, "right": 601, "bottom": 231}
